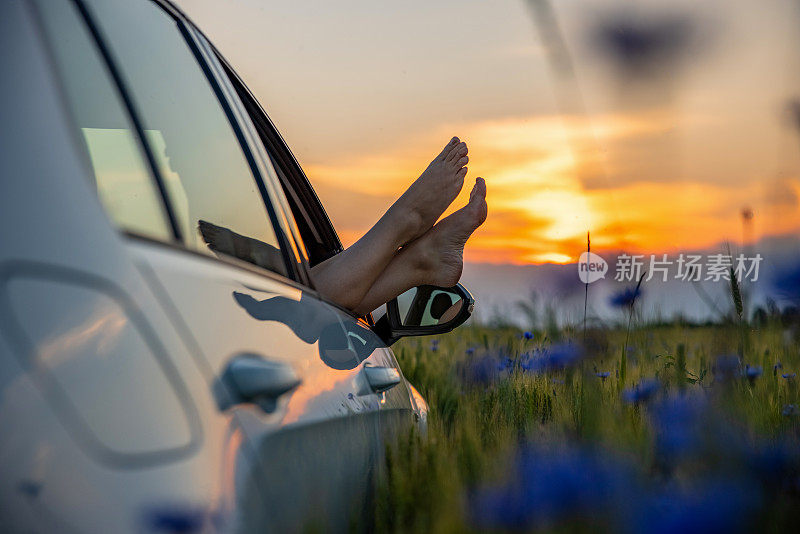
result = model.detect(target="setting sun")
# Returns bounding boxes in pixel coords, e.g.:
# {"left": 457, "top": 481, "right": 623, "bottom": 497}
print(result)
{"left": 304, "top": 111, "right": 800, "bottom": 265}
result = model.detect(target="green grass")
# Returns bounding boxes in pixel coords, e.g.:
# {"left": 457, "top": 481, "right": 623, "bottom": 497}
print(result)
{"left": 366, "top": 321, "right": 800, "bottom": 533}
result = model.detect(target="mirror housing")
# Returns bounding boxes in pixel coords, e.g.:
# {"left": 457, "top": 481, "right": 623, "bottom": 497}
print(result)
{"left": 373, "top": 283, "right": 474, "bottom": 345}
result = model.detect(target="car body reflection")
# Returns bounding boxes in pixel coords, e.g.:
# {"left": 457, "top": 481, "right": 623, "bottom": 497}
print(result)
{"left": 233, "top": 290, "right": 385, "bottom": 369}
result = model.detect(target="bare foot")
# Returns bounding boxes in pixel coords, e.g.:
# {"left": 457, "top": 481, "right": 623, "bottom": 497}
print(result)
{"left": 387, "top": 137, "right": 469, "bottom": 245}
{"left": 406, "top": 177, "right": 488, "bottom": 287}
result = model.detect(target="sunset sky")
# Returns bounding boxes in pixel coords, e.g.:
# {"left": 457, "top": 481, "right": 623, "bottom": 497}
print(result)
{"left": 175, "top": 0, "right": 800, "bottom": 266}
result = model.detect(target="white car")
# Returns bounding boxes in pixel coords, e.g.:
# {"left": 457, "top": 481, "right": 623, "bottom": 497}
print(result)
{"left": 0, "top": 0, "right": 473, "bottom": 531}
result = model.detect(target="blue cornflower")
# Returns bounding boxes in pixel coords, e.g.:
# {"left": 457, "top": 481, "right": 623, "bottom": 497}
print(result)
{"left": 634, "top": 478, "right": 757, "bottom": 534}
{"left": 648, "top": 393, "right": 707, "bottom": 463}
{"left": 782, "top": 404, "right": 798, "bottom": 416}
{"left": 712, "top": 354, "right": 741, "bottom": 383}
{"left": 465, "top": 346, "right": 476, "bottom": 356}
{"left": 429, "top": 339, "right": 439, "bottom": 352}
{"left": 519, "top": 350, "right": 536, "bottom": 371}
{"left": 609, "top": 286, "right": 643, "bottom": 309}
{"left": 596, "top": 371, "right": 611, "bottom": 381}
{"left": 145, "top": 504, "right": 208, "bottom": 534}
{"left": 622, "top": 378, "right": 660, "bottom": 404}
{"left": 523, "top": 331, "right": 534, "bottom": 340}
{"left": 745, "top": 364, "right": 762, "bottom": 385}
{"left": 470, "top": 445, "right": 639, "bottom": 530}
{"left": 782, "top": 373, "right": 796, "bottom": 380}
{"left": 461, "top": 355, "right": 498, "bottom": 385}
{"left": 774, "top": 362, "right": 783, "bottom": 376}
{"left": 499, "top": 357, "right": 515, "bottom": 372}
{"left": 460, "top": 352, "right": 513, "bottom": 385}
{"left": 524, "top": 343, "right": 583, "bottom": 373}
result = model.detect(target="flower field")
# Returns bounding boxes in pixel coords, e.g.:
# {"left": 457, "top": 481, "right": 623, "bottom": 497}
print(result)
{"left": 368, "top": 316, "right": 800, "bottom": 533}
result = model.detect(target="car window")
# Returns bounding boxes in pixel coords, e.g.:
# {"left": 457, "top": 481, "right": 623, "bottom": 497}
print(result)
{"left": 33, "top": 0, "right": 171, "bottom": 242}
{"left": 82, "top": 0, "right": 289, "bottom": 278}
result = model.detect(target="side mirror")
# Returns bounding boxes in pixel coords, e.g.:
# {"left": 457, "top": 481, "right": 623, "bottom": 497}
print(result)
{"left": 373, "top": 284, "right": 474, "bottom": 345}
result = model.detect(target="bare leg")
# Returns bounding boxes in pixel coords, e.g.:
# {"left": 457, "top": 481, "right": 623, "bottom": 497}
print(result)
{"left": 311, "top": 138, "right": 469, "bottom": 310}
{"left": 352, "top": 177, "right": 487, "bottom": 316}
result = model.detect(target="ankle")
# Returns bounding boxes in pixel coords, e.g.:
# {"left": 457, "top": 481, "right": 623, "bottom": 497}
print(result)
{"left": 405, "top": 241, "right": 437, "bottom": 285}
{"left": 385, "top": 204, "right": 424, "bottom": 247}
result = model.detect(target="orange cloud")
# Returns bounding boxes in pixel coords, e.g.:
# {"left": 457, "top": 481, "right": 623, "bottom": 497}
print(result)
{"left": 305, "top": 113, "right": 800, "bottom": 264}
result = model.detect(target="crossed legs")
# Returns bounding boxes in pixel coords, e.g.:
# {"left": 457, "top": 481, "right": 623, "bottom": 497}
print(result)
{"left": 310, "top": 138, "right": 488, "bottom": 315}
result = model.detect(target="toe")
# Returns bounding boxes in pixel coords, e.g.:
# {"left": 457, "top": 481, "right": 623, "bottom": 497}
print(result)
{"left": 468, "top": 177, "right": 487, "bottom": 203}
{"left": 469, "top": 178, "right": 488, "bottom": 224}
{"left": 437, "top": 137, "right": 459, "bottom": 160}
{"left": 446, "top": 141, "right": 467, "bottom": 162}
{"left": 471, "top": 177, "right": 486, "bottom": 198}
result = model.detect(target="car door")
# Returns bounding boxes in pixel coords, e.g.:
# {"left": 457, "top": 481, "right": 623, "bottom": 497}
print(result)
{"left": 79, "top": 0, "right": 415, "bottom": 530}
{"left": 197, "top": 6, "right": 422, "bottom": 447}
{"left": 0, "top": 1, "right": 266, "bottom": 532}
{"left": 209, "top": 40, "right": 422, "bottom": 446}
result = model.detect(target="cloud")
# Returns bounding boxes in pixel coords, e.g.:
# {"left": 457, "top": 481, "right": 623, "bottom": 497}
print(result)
{"left": 300, "top": 112, "right": 800, "bottom": 264}
{"left": 309, "top": 180, "right": 395, "bottom": 234}
{"left": 762, "top": 177, "right": 800, "bottom": 209}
